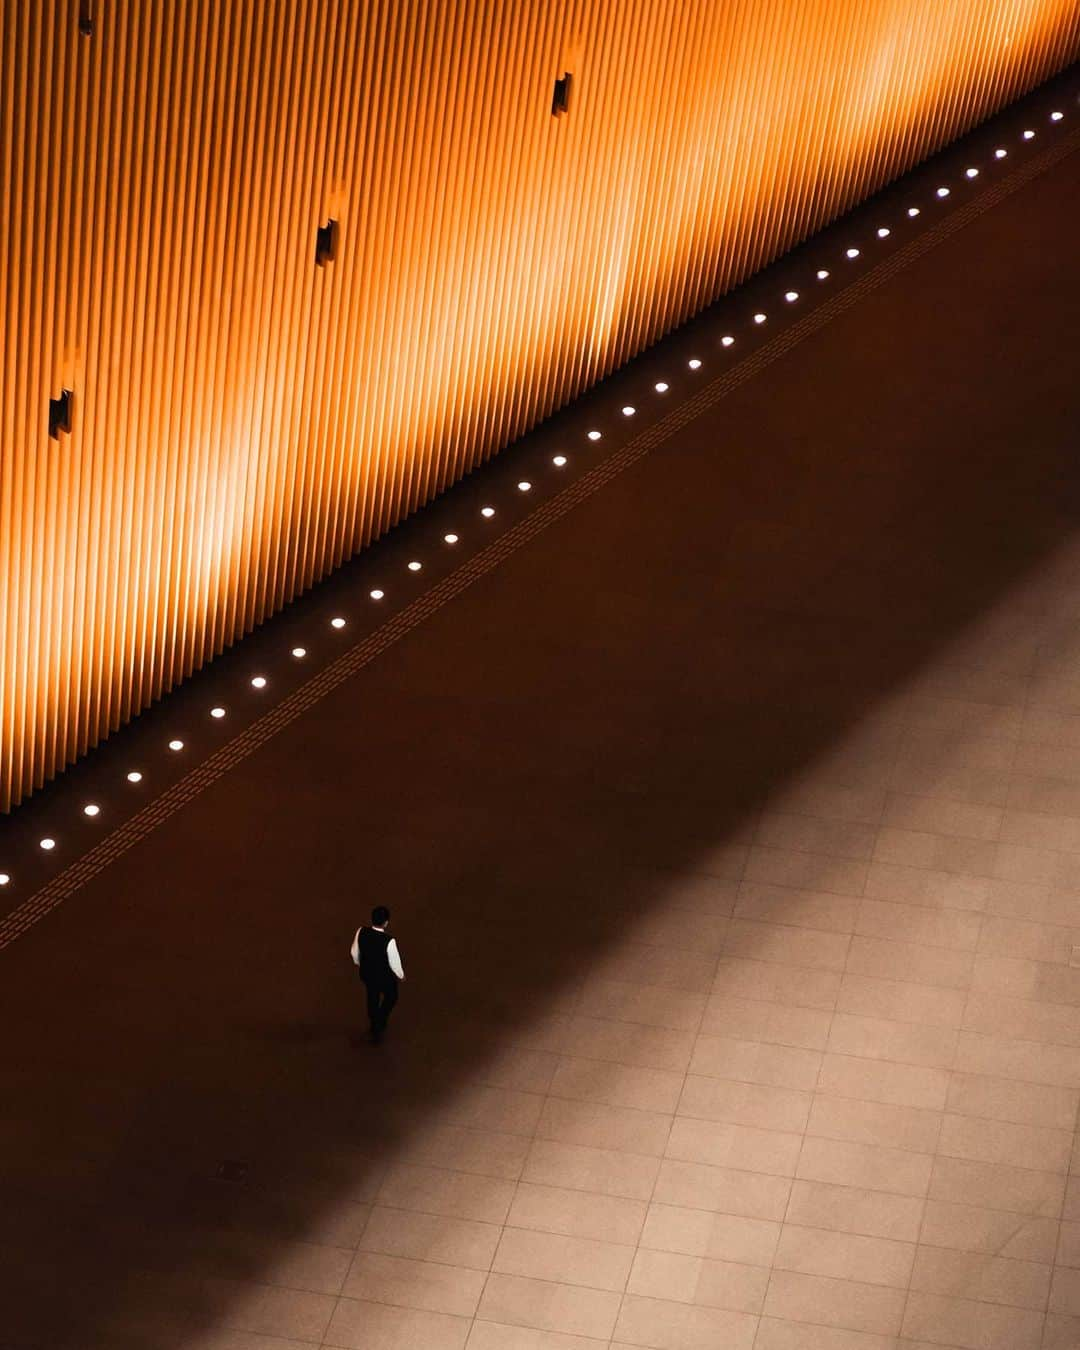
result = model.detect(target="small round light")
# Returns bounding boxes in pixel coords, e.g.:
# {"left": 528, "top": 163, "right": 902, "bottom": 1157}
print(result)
{"left": 936, "top": 186, "right": 950, "bottom": 198}
{"left": 721, "top": 335, "right": 735, "bottom": 346}
{"left": 687, "top": 358, "right": 702, "bottom": 370}
{"left": 331, "top": 617, "right": 346, "bottom": 629}
{"left": 621, "top": 405, "right": 636, "bottom": 416}
{"left": 0, "top": 873, "right": 10, "bottom": 886}
{"left": 1051, "top": 111, "right": 1063, "bottom": 122}
{"left": 1023, "top": 129, "right": 1035, "bottom": 140}
{"left": 126, "top": 770, "right": 143, "bottom": 783}
{"left": 40, "top": 838, "right": 56, "bottom": 851}
{"left": 784, "top": 291, "right": 798, "bottom": 302}
{"left": 753, "top": 312, "right": 766, "bottom": 324}
{"left": 443, "top": 533, "right": 459, "bottom": 544}
{"left": 481, "top": 506, "right": 495, "bottom": 518}
{"left": 587, "top": 429, "right": 602, "bottom": 441}
{"left": 845, "top": 247, "right": 860, "bottom": 259}
{"left": 210, "top": 706, "right": 226, "bottom": 719}
{"left": 251, "top": 676, "right": 267, "bottom": 689}
{"left": 407, "top": 560, "right": 422, "bottom": 572}
{"left": 370, "top": 588, "right": 385, "bottom": 600}
{"left": 907, "top": 206, "right": 921, "bottom": 217}
{"left": 168, "top": 739, "right": 184, "bottom": 751}
{"left": 995, "top": 148, "right": 1007, "bottom": 159}
{"left": 291, "top": 647, "right": 306, "bottom": 659}
{"left": 965, "top": 167, "right": 979, "bottom": 179}
{"left": 552, "top": 455, "right": 567, "bottom": 467}
{"left": 816, "top": 269, "right": 829, "bottom": 281}
{"left": 877, "top": 227, "right": 890, "bottom": 238}
{"left": 83, "top": 803, "right": 100, "bottom": 818}
{"left": 517, "top": 481, "right": 532, "bottom": 492}
{"left": 654, "top": 381, "right": 669, "bottom": 393}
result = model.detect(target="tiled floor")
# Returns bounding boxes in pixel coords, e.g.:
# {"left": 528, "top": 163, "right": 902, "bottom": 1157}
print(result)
{"left": 2, "top": 119, "right": 1080, "bottom": 1350}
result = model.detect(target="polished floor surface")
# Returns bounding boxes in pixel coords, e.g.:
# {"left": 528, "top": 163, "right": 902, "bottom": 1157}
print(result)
{"left": 2, "top": 128, "right": 1080, "bottom": 1350}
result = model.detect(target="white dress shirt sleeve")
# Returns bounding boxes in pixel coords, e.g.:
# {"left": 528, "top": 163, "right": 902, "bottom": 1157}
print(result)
{"left": 386, "top": 938, "right": 405, "bottom": 979}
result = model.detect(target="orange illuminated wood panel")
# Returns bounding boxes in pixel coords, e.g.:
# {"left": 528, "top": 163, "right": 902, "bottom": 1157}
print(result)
{"left": 1, "top": 1, "right": 1078, "bottom": 809}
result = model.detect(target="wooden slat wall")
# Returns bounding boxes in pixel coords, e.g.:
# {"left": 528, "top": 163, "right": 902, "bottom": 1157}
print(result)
{"left": 2, "top": 1, "right": 1078, "bottom": 811}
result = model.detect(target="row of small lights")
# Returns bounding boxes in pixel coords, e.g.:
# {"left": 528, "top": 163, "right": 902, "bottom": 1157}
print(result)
{"left": 0, "top": 106, "right": 1069, "bottom": 889}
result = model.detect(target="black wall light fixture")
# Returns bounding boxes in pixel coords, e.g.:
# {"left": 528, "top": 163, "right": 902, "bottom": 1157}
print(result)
{"left": 48, "top": 389, "right": 73, "bottom": 440}
{"left": 315, "top": 219, "right": 338, "bottom": 266}
{"left": 551, "top": 73, "right": 571, "bottom": 117}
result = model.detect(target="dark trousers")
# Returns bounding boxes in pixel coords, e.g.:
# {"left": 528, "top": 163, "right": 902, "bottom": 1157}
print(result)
{"left": 363, "top": 978, "right": 398, "bottom": 1037}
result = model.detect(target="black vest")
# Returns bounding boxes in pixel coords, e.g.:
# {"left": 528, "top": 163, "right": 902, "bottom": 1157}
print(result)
{"left": 358, "top": 926, "right": 395, "bottom": 983}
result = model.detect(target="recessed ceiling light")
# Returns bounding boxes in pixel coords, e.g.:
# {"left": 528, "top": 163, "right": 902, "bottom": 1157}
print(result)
{"left": 210, "top": 706, "right": 226, "bottom": 719}
{"left": 291, "top": 647, "right": 306, "bottom": 659}
{"left": 251, "top": 676, "right": 267, "bottom": 689}
{"left": 621, "top": 405, "right": 636, "bottom": 415}
{"left": 654, "top": 381, "right": 669, "bottom": 393}
{"left": 816, "top": 269, "right": 829, "bottom": 280}
{"left": 1050, "top": 111, "right": 1063, "bottom": 121}
{"left": 168, "top": 738, "right": 184, "bottom": 751}
{"left": 994, "top": 148, "right": 1007, "bottom": 158}
{"left": 331, "top": 617, "right": 346, "bottom": 629}
{"left": 936, "top": 186, "right": 950, "bottom": 197}
{"left": 444, "top": 533, "right": 459, "bottom": 544}
{"left": 1023, "top": 129, "right": 1035, "bottom": 139}
{"left": 753, "top": 312, "right": 766, "bottom": 324}
{"left": 965, "top": 167, "right": 979, "bottom": 178}
{"left": 407, "top": 560, "right": 422, "bottom": 571}
{"left": 40, "top": 838, "right": 56, "bottom": 851}
{"left": 370, "top": 589, "right": 385, "bottom": 599}
{"left": 481, "top": 506, "right": 495, "bottom": 517}
{"left": 552, "top": 455, "right": 567, "bottom": 467}
{"left": 784, "top": 291, "right": 798, "bottom": 302}
{"left": 126, "top": 770, "right": 143, "bottom": 783}
{"left": 721, "top": 335, "right": 735, "bottom": 346}
{"left": 83, "top": 803, "right": 100, "bottom": 817}
{"left": 517, "top": 481, "right": 532, "bottom": 492}
{"left": 587, "top": 430, "right": 601, "bottom": 441}
{"left": 877, "top": 227, "right": 890, "bottom": 238}
{"left": 845, "top": 247, "right": 860, "bottom": 259}
{"left": 687, "top": 358, "right": 702, "bottom": 370}
{"left": 0, "top": 873, "right": 10, "bottom": 886}
{"left": 907, "top": 206, "right": 920, "bottom": 217}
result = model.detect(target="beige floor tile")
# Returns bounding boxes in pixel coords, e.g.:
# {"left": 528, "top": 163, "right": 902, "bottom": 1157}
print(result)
{"left": 944, "top": 1073, "right": 1080, "bottom": 1129}
{"left": 919, "top": 1200, "right": 1059, "bottom": 1261}
{"left": 984, "top": 869, "right": 1080, "bottom": 926}
{"left": 846, "top": 937, "right": 974, "bottom": 991}
{"left": 522, "top": 1140, "right": 661, "bottom": 1201}
{"left": 970, "top": 952, "right": 1080, "bottom": 1006}
{"left": 476, "top": 1273, "right": 620, "bottom": 1340}
{"left": 1043, "top": 1312, "right": 1080, "bottom": 1350}
{"left": 639, "top": 1203, "right": 780, "bottom": 1265}
{"left": 466, "top": 1323, "right": 608, "bottom": 1350}
{"left": 677, "top": 1076, "right": 811, "bottom": 1134}
{"left": 978, "top": 913, "right": 1076, "bottom": 965}
{"left": 754, "top": 1318, "right": 901, "bottom": 1349}
{"left": 796, "top": 1137, "right": 931, "bottom": 1197}
{"left": 937, "top": 1112, "right": 1072, "bottom": 1172}
{"left": 359, "top": 1208, "right": 500, "bottom": 1270}
{"left": 627, "top": 1248, "right": 768, "bottom": 1312}
{"left": 762, "top": 1270, "right": 905, "bottom": 1336}
{"left": 872, "top": 828, "right": 996, "bottom": 877}
{"left": 665, "top": 1116, "right": 802, "bottom": 1176}
{"left": 506, "top": 1183, "right": 647, "bottom": 1246}
{"left": 622, "top": 866, "right": 740, "bottom": 915}
{"left": 725, "top": 919, "right": 852, "bottom": 971}
{"left": 909, "top": 1246, "right": 1051, "bottom": 1310}
{"left": 856, "top": 900, "right": 982, "bottom": 952}
{"left": 826, "top": 1013, "right": 958, "bottom": 1068}
{"left": 864, "top": 861, "right": 991, "bottom": 912}
{"left": 376, "top": 1164, "right": 517, "bottom": 1224}
{"left": 548, "top": 1057, "right": 683, "bottom": 1114}
{"left": 395, "top": 1124, "right": 530, "bottom": 1179}
{"left": 593, "top": 943, "right": 719, "bottom": 994}
{"left": 561, "top": 1016, "right": 694, "bottom": 1072}
{"left": 818, "top": 1054, "right": 950, "bottom": 1110}
{"left": 476, "top": 1048, "right": 561, "bottom": 1095}
{"left": 955, "top": 1031, "right": 1080, "bottom": 1089}
{"left": 629, "top": 911, "right": 731, "bottom": 955}
{"left": 493, "top": 1228, "right": 634, "bottom": 1293}
{"left": 786, "top": 1179, "right": 925, "bottom": 1242}
{"left": 699, "top": 994, "right": 832, "bottom": 1049}
{"left": 900, "top": 1291, "right": 1042, "bottom": 1350}
{"left": 651, "top": 1159, "right": 792, "bottom": 1220}
{"left": 768, "top": 782, "right": 886, "bottom": 827}
{"left": 711, "top": 957, "right": 841, "bottom": 1010}
{"left": 807, "top": 1096, "right": 942, "bottom": 1153}
{"left": 324, "top": 1296, "right": 469, "bottom": 1349}
{"left": 689, "top": 1034, "right": 823, "bottom": 1090}
{"left": 443, "top": 1086, "right": 546, "bottom": 1136}
{"left": 742, "top": 848, "right": 869, "bottom": 897}
{"left": 964, "top": 991, "right": 1080, "bottom": 1047}
{"left": 774, "top": 1224, "right": 914, "bottom": 1288}
{"left": 1059, "top": 1220, "right": 1080, "bottom": 1268}
{"left": 1050, "top": 1265, "right": 1080, "bottom": 1314}
{"left": 612, "top": 1292, "right": 758, "bottom": 1349}
{"left": 753, "top": 814, "right": 878, "bottom": 861}
{"left": 574, "top": 980, "right": 707, "bottom": 1032}
{"left": 734, "top": 884, "right": 859, "bottom": 934}
{"left": 536, "top": 1096, "right": 673, "bottom": 1157}
{"left": 1066, "top": 1175, "right": 1080, "bottom": 1223}
{"left": 881, "top": 794, "right": 1003, "bottom": 842}
{"left": 341, "top": 1251, "right": 486, "bottom": 1317}
{"left": 837, "top": 973, "right": 966, "bottom": 1028}
{"left": 929, "top": 1157, "right": 1065, "bottom": 1218}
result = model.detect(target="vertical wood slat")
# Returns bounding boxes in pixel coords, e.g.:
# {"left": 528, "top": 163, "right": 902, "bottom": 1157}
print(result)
{"left": 1, "top": 0, "right": 1078, "bottom": 811}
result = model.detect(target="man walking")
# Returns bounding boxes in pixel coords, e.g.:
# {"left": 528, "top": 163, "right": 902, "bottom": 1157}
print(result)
{"left": 351, "top": 905, "right": 405, "bottom": 1043}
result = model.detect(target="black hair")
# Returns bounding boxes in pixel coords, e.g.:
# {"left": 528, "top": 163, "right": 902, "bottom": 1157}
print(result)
{"left": 371, "top": 905, "right": 391, "bottom": 926}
